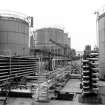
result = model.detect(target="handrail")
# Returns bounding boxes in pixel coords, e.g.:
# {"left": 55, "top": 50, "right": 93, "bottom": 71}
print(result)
{"left": 0, "top": 10, "right": 29, "bottom": 23}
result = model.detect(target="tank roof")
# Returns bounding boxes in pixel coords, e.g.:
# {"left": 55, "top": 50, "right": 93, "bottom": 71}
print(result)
{"left": 0, "top": 11, "right": 29, "bottom": 24}
{"left": 35, "top": 27, "right": 64, "bottom": 32}
{"left": 0, "top": 16, "right": 29, "bottom": 25}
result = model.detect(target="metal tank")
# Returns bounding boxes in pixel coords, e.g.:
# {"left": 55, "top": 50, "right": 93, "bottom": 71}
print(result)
{"left": 35, "top": 27, "right": 65, "bottom": 50}
{"left": 34, "top": 28, "right": 49, "bottom": 49}
{"left": 55, "top": 28, "right": 64, "bottom": 44}
{"left": 98, "top": 11, "right": 105, "bottom": 79}
{"left": 0, "top": 12, "right": 29, "bottom": 56}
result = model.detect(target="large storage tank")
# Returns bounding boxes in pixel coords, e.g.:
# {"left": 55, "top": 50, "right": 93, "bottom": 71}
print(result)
{"left": 98, "top": 12, "right": 105, "bottom": 79}
{"left": 0, "top": 12, "right": 29, "bottom": 56}
{"left": 55, "top": 28, "right": 64, "bottom": 44}
{"left": 35, "top": 28, "right": 65, "bottom": 49}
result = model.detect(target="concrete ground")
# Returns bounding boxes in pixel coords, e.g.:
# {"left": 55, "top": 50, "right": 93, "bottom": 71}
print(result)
{"left": 0, "top": 79, "right": 104, "bottom": 105}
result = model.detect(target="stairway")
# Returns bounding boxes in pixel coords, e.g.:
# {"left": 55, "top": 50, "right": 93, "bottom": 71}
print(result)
{"left": 32, "top": 74, "right": 50, "bottom": 102}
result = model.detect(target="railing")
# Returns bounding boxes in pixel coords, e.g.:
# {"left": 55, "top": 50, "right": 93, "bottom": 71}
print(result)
{"left": 0, "top": 10, "right": 30, "bottom": 23}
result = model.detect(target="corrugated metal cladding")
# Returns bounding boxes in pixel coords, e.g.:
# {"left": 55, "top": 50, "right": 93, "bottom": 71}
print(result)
{"left": 98, "top": 13, "right": 105, "bottom": 79}
{"left": 0, "top": 17, "right": 29, "bottom": 56}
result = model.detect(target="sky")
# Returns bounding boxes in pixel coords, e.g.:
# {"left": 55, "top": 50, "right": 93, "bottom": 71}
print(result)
{"left": 0, "top": 0, "right": 105, "bottom": 51}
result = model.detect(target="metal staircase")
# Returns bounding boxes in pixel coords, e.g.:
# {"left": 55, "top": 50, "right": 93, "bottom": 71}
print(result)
{"left": 32, "top": 57, "right": 50, "bottom": 102}
{"left": 82, "top": 51, "right": 99, "bottom": 95}
{"left": 78, "top": 51, "right": 102, "bottom": 104}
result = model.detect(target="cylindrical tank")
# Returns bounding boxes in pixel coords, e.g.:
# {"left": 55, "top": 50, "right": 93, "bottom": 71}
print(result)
{"left": 0, "top": 13, "right": 29, "bottom": 56}
{"left": 55, "top": 28, "right": 64, "bottom": 44}
{"left": 98, "top": 12, "right": 105, "bottom": 79}
{"left": 35, "top": 28, "right": 65, "bottom": 50}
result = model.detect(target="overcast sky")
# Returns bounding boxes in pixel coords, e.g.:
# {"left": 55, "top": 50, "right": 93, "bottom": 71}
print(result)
{"left": 0, "top": 0, "right": 105, "bottom": 51}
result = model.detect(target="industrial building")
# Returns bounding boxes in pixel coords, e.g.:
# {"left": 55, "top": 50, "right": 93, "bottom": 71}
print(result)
{"left": 98, "top": 10, "right": 105, "bottom": 79}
